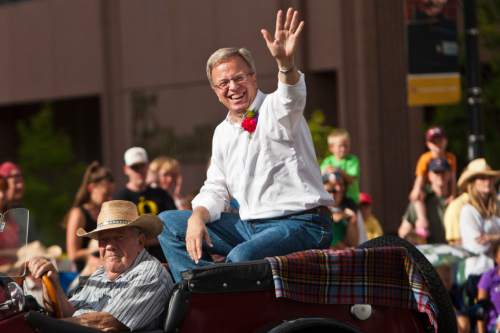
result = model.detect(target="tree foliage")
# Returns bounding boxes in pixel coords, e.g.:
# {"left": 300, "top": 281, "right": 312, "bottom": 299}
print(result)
{"left": 17, "top": 105, "right": 85, "bottom": 245}
{"left": 432, "top": 0, "right": 500, "bottom": 170}
{"left": 307, "top": 110, "right": 335, "bottom": 163}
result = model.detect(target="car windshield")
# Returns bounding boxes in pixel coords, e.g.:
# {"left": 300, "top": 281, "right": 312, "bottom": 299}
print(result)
{"left": 0, "top": 208, "right": 29, "bottom": 278}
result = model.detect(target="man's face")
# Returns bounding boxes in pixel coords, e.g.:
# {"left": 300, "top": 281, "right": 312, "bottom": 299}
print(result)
{"left": 6, "top": 169, "right": 24, "bottom": 203}
{"left": 428, "top": 170, "right": 449, "bottom": 188}
{"left": 124, "top": 163, "right": 148, "bottom": 187}
{"left": 97, "top": 228, "right": 145, "bottom": 279}
{"left": 210, "top": 56, "right": 257, "bottom": 114}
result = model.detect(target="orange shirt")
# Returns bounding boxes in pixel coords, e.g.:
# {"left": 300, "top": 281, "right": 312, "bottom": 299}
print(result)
{"left": 415, "top": 151, "right": 457, "bottom": 177}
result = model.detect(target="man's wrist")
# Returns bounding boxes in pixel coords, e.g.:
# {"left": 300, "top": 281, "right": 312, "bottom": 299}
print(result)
{"left": 279, "top": 65, "right": 295, "bottom": 74}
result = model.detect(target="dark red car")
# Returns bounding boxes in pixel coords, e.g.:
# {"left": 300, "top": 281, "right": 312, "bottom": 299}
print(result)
{"left": 1, "top": 233, "right": 457, "bottom": 333}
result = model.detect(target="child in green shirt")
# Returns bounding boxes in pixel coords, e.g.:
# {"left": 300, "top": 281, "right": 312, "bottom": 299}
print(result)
{"left": 320, "top": 128, "right": 360, "bottom": 203}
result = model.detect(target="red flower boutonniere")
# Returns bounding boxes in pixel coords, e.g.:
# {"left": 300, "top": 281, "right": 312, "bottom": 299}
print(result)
{"left": 241, "top": 109, "right": 259, "bottom": 134}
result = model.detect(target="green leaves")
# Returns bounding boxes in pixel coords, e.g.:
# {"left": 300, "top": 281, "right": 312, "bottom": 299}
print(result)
{"left": 17, "top": 104, "right": 85, "bottom": 244}
{"left": 307, "top": 110, "right": 335, "bottom": 163}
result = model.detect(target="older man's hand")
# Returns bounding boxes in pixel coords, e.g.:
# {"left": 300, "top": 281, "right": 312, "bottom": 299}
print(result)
{"left": 27, "top": 256, "right": 59, "bottom": 283}
{"left": 27, "top": 258, "right": 76, "bottom": 317}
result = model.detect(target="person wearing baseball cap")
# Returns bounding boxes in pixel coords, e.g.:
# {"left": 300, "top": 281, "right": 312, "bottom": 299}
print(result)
{"left": 26, "top": 200, "right": 173, "bottom": 331}
{"left": 113, "top": 147, "right": 176, "bottom": 262}
{"left": 408, "top": 127, "right": 457, "bottom": 242}
{"left": 0, "top": 161, "right": 25, "bottom": 210}
{"left": 399, "top": 157, "right": 451, "bottom": 244}
{"left": 359, "top": 192, "right": 383, "bottom": 240}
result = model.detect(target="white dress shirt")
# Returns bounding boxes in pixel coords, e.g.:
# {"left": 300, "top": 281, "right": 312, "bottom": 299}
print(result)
{"left": 192, "top": 73, "right": 333, "bottom": 222}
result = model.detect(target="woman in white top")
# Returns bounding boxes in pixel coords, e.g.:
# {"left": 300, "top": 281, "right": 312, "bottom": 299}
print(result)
{"left": 459, "top": 158, "right": 500, "bottom": 277}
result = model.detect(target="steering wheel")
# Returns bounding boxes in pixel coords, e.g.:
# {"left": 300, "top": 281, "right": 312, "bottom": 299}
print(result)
{"left": 42, "top": 274, "right": 63, "bottom": 318}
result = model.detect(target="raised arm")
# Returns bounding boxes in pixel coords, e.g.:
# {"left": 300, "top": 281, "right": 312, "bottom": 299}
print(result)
{"left": 261, "top": 7, "right": 304, "bottom": 85}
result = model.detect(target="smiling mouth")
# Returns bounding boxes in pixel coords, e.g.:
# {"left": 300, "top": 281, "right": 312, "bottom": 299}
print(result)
{"left": 229, "top": 92, "right": 245, "bottom": 101}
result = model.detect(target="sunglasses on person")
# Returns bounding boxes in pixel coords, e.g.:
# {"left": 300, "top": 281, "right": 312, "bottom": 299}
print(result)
{"left": 130, "top": 163, "right": 147, "bottom": 172}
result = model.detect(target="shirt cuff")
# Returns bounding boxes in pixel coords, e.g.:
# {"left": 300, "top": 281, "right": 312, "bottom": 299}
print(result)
{"left": 277, "top": 71, "right": 305, "bottom": 92}
{"left": 191, "top": 193, "right": 223, "bottom": 223}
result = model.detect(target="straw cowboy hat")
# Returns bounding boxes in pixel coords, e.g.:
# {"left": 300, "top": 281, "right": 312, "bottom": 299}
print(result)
{"left": 457, "top": 158, "right": 500, "bottom": 191}
{"left": 76, "top": 200, "right": 162, "bottom": 239}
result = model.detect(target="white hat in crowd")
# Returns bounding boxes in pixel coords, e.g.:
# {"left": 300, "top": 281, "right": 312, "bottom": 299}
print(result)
{"left": 124, "top": 147, "right": 149, "bottom": 166}
{"left": 457, "top": 158, "right": 500, "bottom": 191}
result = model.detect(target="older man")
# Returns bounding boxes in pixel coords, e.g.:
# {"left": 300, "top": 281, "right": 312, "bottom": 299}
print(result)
{"left": 158, "top": 8, "right": 333, "bottom": 282}
{"left": 28, "top": 200, "right": 173, "bottom": 331}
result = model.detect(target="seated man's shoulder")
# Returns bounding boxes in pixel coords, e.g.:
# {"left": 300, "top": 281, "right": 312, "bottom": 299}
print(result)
{"left": 129, "top": 251, "right": 170, "bottom": 283}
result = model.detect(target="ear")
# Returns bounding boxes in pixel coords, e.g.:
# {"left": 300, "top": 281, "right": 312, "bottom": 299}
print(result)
{"left": 87, "top": 183, "right": 94, "bottom": 193}
{"left": 138, "top": 233, "right": 146, "bottom": 247}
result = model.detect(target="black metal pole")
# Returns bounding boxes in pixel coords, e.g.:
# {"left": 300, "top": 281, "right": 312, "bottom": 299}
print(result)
{"left": 463, "top": 0, "right": 484, "bottom": 160}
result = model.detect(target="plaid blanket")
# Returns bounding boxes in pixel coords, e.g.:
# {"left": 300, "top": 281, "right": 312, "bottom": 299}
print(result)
{"left": 265, "top": 247, "right": 438, "bottom": 333}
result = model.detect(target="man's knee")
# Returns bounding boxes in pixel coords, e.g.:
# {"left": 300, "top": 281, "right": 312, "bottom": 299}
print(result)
{"left": 158, "top": 210, "right": 190, "bottom": 238}
{"left": 226, "top": 244, "right": 264, "bottom": 263}
{"left": 226, "top": 248, "right": 254, "bottom": 263}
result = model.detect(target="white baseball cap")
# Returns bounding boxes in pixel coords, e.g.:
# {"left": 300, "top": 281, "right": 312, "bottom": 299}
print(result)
{"left": 124, "top": 147, "right": 149, "bottom": 166}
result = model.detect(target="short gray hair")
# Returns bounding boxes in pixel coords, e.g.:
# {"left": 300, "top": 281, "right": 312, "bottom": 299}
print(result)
{"left": 206, "top": 47, "right": 256, "bottom": 85}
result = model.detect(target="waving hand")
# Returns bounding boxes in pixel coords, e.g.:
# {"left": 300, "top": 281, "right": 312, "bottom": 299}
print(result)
{"left": 261, "top": 7, "right": 304, "bottom": 75}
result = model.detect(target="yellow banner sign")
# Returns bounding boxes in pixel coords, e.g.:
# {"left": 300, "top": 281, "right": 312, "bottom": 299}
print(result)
{"left": 407, "top": 73, "right": 461, "bottom": 107}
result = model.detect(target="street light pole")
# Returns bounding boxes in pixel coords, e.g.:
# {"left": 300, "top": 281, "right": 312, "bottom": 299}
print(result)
{"left": 463, "top": 0, "right": 484, "bottom": 160}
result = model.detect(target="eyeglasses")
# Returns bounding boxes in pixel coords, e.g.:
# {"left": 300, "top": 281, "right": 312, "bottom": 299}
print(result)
{"left": 213, "top": 73, "right": 254, "bottom": 90}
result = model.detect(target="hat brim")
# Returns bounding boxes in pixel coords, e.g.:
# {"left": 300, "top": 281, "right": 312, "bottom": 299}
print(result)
{"left": 77, "top": 214, "right": 163, "bottom": 239}
{"left": 458, "top": 169, "right": 500, "bottom": 191}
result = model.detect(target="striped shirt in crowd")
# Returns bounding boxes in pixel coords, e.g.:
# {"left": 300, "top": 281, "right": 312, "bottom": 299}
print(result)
{"left": 69, "top": 249, "right": 173, "bottom": 331}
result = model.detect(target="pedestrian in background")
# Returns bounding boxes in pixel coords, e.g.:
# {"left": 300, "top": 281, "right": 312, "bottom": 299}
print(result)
{"left": 0, "top": 161, "right": 25, "bottom": 209}
{"left": 157, "top": 157, "right": 184, "bottom": 208}
{"left": 146, "top": 155, "right": 169, "bottom": 189}
{"left": 459, "top": 158, "right": 500, "bottom": 278}
{"left": 359, "top": 192, "right": 383, "bottom": 240}
{"left": 63, "top": 161, "right": 114, "bottom": 272}
{"left": 409, "top": 127, "right": 457, "bottom": 240}
{"left": 113, "top": 147, "right": 176, "bottom": 262}
{"left": 320, "top": 128, "right": 361, "bottom": 204}
{"left": 399, "top": 157, "right": 451, "bottom": 244}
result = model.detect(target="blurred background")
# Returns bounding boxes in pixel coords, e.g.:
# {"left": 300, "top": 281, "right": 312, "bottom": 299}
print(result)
{"left": 0, "top": 0, "right": 498, "bottom": 244}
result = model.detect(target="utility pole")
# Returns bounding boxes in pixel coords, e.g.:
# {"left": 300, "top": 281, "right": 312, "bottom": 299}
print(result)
{"left": 463, "top": 0, "right": 484, "bottom": 160}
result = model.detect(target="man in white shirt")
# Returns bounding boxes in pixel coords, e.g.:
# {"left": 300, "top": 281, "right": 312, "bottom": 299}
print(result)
{"left": 158, "top": 8, "right": 334, "bottom": 282}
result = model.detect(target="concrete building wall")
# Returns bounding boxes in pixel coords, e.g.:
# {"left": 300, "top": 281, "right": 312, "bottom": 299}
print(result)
{"left": 0, "top": 0, "right": 102, "bottom": 104}
{"left": 0, "top": 0, "right": 422, "bottom": 232}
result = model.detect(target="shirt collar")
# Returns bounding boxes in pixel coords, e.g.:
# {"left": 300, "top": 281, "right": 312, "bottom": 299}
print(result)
{"left": 224, "top": 90, "right": 265, "bottom": 125}
{"left": 249, "top": 90, "right": 265, "bottom": 112}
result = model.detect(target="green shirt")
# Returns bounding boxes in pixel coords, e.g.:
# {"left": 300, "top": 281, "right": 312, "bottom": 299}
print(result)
{"left": 320, "top": 154, "right": 360, "bottom": 203}
{"left": 330, "top": 219, "right": 348, "bottom": 247}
